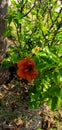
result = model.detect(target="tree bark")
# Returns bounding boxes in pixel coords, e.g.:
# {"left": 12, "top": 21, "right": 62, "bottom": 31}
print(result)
{"left": 0, "top": 0, "right": 8, "bottom": 62}
{"left": 0, "top": 0, "right": 8, "bottom": 36}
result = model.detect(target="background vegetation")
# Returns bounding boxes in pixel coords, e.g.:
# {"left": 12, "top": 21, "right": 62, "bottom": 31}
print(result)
{"left": 2, "top": 0, "right": 62, "bottom": 110}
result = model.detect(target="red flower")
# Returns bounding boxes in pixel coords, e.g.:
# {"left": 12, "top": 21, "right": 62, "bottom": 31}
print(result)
{"left": 17, "top": 56, "right": 38, "bottom": 81}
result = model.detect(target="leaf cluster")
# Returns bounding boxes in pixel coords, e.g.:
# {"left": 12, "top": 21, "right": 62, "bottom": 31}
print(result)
{"left": 2, "top": 0, "right": 62, "bottom": 110}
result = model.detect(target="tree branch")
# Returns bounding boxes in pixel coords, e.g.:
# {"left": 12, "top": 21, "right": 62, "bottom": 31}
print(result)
{"left": 23, "top": 1, "right": 36, "bottom": 17}
{"left": 50, "top": 22, "right": 62, "bottom": 46}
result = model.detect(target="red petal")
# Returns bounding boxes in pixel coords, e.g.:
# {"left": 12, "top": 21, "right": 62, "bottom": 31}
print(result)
{"left": 17, "top": 56, "right": 39, "bottom": 81}
{"left": 17, "top": 69, "right": 26, "bottom": 79}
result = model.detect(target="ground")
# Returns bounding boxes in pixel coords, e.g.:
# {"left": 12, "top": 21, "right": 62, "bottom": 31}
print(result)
{"left": 0, "top": 81, "right": 62, "bottom": 130}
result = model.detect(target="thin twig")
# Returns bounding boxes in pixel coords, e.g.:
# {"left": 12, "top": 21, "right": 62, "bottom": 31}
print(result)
{"left": 48, "top": 8, "right": 62, "bottom": 32}
{"left": 23, "top": 1, "right": 36, "bottom": 18}
{"left": 50, "top": 22, "right": 62, "bottom": 46}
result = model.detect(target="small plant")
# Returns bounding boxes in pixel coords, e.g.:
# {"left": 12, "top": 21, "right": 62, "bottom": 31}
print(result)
{"left": 2, "top": 0, "right": 62, "bottom": 110}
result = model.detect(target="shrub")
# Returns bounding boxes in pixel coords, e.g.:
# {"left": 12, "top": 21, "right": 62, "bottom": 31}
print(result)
{"left": 2, "top": 0, "right": 62, "bottom": 110}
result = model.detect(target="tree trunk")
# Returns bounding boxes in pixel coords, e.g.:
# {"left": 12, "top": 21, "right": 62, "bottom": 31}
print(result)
{"left": 0, "top": 0, "right": 8, "bottom": 62}
{"left": 0, "top": 0, "right": 8, "bottom": 36}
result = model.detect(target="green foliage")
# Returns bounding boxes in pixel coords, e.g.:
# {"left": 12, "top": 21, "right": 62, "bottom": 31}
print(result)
{"left": 2, "top": 0, "right": 62, "bottom": 110}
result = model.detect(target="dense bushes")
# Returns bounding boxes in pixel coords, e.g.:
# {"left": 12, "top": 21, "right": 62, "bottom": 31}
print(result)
{"left": 2, "top": 0, "right": 62, "bottom": 110}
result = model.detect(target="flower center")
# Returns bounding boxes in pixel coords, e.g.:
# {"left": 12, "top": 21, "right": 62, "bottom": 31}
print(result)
{"left": 27, "top": 65, "right": 33, "bottom": 71}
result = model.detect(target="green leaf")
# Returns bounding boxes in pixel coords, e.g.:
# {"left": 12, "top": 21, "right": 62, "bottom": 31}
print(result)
{"left": 43, "top": 86, "right": 61, "bottom": 99}
{"left": 51, "top": 96, "right": 61, "bottom": 110}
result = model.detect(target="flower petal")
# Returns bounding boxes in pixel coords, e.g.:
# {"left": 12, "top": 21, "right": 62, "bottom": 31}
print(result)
{"left": 17, "top": 56, "right": 39, "bottom": 81}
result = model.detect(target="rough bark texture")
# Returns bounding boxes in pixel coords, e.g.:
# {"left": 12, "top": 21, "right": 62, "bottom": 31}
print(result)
{"left": 0, "top": 0, "right": 8, "bottom": 85}
{"left": 0, "top": 0, "right": 8, "bottom": 36}
{"left": 0, "top": 38, "right": 7, "bottom": 62}
{"left": 0, "top": 0, "right": 8, "bottom": 62}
